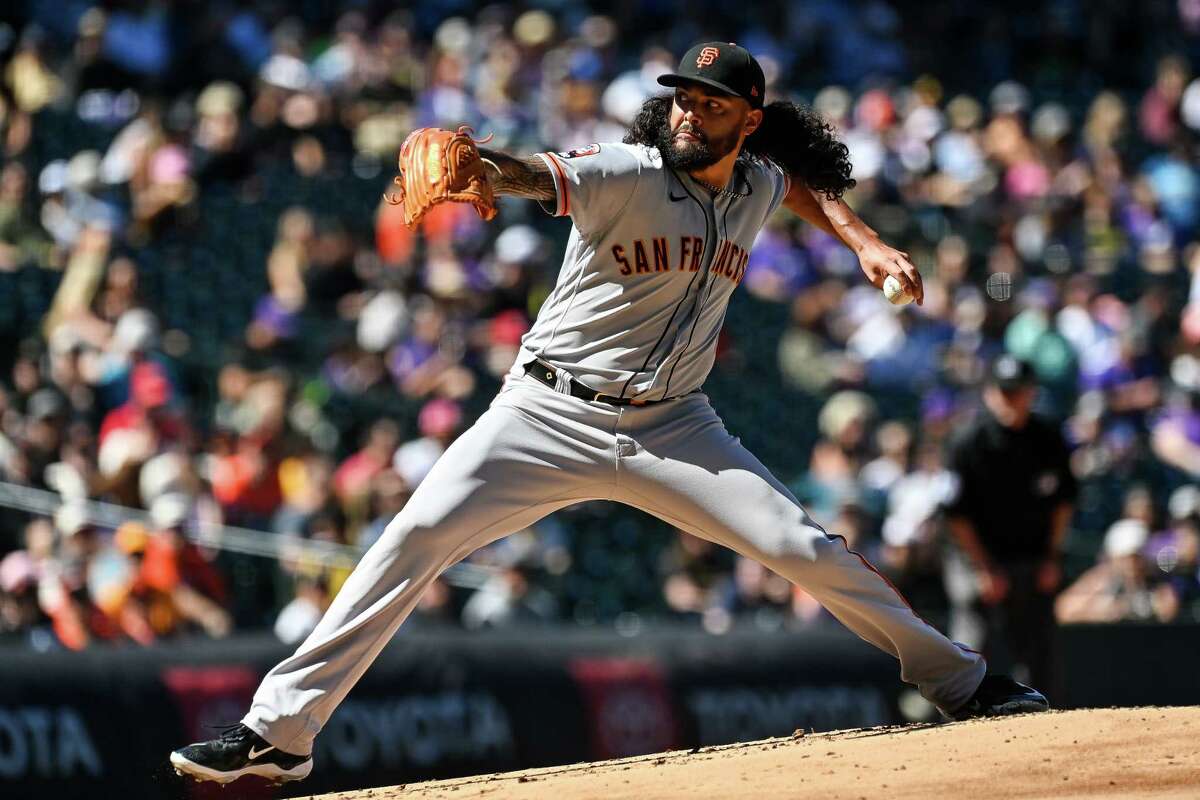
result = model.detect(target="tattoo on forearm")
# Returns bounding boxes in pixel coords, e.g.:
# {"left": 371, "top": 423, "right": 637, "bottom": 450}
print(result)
{"left": 479, "top": 149, "right": 557, "bottom": 201}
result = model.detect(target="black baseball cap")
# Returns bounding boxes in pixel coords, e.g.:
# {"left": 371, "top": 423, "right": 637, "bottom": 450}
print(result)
{"left": 657, "top": 42, "right": 765, "bottom": 109}
{"left": 989, "top": 354, "right": 1037, "bottom": 391}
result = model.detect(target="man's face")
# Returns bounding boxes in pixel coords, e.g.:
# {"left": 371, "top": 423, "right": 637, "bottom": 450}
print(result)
{"left": 661, "top": 84, "right": 754, "bottom": 170}
{"left": 985, "top": 384, "right": 1036, "bottom": 428}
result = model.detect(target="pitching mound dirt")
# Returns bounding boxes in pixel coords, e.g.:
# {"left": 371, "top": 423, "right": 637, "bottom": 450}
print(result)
{"left": 304, "top": 707, "right": 1199, "bottom": 800}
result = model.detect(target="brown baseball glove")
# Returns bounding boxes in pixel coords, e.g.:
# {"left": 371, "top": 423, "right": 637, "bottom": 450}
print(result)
{"left": 385, "top": 126, "right": 498, "bottom": 228}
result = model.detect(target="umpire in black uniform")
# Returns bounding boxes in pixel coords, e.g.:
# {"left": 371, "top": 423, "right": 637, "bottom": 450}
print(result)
{"left": 943, "top": 355, "right": 1076, "bottom": 694}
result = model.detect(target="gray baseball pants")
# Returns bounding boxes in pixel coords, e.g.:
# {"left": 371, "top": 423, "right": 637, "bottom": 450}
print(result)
{"left": 243, "top": 373, "right": 985, "bottom": 754}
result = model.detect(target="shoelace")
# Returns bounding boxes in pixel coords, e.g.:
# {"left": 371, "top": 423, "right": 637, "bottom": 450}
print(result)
{"left": 209, "top": 722, "right": 250, "bottom": 743}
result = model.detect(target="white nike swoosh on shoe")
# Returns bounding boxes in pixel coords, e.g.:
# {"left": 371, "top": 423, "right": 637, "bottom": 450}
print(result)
{"left": 248, "top": 745, "right": 276, "bottom": 760}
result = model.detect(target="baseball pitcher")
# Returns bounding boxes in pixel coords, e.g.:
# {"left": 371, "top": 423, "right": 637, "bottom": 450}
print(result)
{"left": 171, "top": 42, "right": 1048, "bottom": 785}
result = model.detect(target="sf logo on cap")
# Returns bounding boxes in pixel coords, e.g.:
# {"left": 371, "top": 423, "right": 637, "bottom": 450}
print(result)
{"left": 696, "top": 47, "right": 720, "bottom": 67}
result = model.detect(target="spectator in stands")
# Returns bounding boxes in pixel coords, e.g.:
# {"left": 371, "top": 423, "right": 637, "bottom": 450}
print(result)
{"left": 0, "top": 162, "right": 51, "bottom": 269}
{"left": 387, "top": 298, "right": 475, "bottom": 400}
{"left": 333, "top": 419, "right": 400, "bottom": 517}
{"left": 273, "top": 451, "right": 338, "bottom": 538}
{"left": 97, "top": 359, "right": 186, "bottom": 505}
{"left": 478, "top": 309, "right": 530, "bottom": 379}
{"left": 1151, "top": 384, "right": 1200, "bottom": 478}
{"left": 660, "top": 531, "right": 733, "bottom": 625}
{"left": 357, "top": 468, "right": 412, "bottom": 550}
{"left": 392, "top": 397, "right": 462, "bottom": 489}
{"left": 776, "top": 279, "right": 851, "bottom": 395}
{"left": 1155, "top": 519, "right": 1200, "bottom": 619}
{"left": 88, "top": 521, "right": 152, "bottom": 644}
{"left": 207, "top": 371, "right": 288, "bottom": 525}
{"left": 274, "top": 574, "right": 329, "bottom": 645}
{"left": 246, "top": 207, "right": 312, "bottom": 356}
{"left": 1143, "top": 486, "right": 1200, "bottom": 622}
{"left": 1056, "top": 518, "right": 1175, "bottom": 623}
{"left": 860, "top": 421, "right": 914, "bottom": 496}
{"left": 0, "top": 549, "right": 47, "bottom": 645}
{"left": 124, "top": 493, "right": 231, "bottom": 640}
{"left": 708, "top": 556, "right": 794, "bottom": 632}
{"left": 878, "top": 439, "right": 958, "bottom": 627}
{"left": 461, "top": 567, "right": 556, "bottom": 629}
{"left": 794, "top": 391, "right": 877, "bottom": 521}
{"left": 190, "top": 79, "right": 253, "bottom": 186}
{"left": 22, "top": 386, "right": 69, "bottom": 488}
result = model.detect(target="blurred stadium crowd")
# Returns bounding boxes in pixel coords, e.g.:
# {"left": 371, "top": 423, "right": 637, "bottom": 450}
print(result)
{"left": 1, "top": 0, "right": 1199, "bottom": 654}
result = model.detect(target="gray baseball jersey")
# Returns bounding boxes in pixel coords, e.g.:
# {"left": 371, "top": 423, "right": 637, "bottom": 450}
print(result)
{"left": 513, "top": 143, "right": 791, "bottom": 401}
{"left": 230, "top": 143, "right": 989, "bottom": 766}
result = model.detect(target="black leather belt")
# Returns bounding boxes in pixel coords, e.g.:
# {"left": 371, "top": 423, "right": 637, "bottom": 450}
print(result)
{"left": 523, "top": 358, "right": 674, "bottom": 406}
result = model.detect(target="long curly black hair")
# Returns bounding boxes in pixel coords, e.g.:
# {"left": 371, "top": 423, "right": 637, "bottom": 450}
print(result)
{"left": 623, "top": 94, "right": 856, "bottom": 200}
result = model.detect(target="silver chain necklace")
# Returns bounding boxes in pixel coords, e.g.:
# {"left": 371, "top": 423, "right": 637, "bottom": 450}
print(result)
{"left": 692, "top": 175, "right": 749, "bottom": 199}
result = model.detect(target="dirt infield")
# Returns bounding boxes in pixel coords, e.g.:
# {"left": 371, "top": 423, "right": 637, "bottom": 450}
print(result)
{"left": 303, "top": 707, "right": 1199, "bottom": 800}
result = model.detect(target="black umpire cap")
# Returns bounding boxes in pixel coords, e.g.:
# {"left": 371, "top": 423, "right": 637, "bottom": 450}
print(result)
{"left": 657, "top": 42, "right": 766, "bottom": 109}
{"left": 989, "top": 354, "right": 1037, "bottom": 390}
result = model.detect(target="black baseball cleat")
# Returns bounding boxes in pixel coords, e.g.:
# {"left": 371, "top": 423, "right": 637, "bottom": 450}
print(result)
{"left": 946, "top": 674, "right": 1050, "bottom": 720}
{"left": 170, "top": 723, "right": 312, "bottom": 784}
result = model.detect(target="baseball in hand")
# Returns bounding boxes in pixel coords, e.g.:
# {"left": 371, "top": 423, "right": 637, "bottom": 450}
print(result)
{"left": 883, "top": 275, "right": 914, "bottom": 306}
